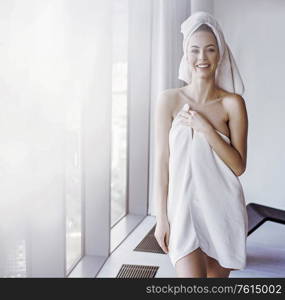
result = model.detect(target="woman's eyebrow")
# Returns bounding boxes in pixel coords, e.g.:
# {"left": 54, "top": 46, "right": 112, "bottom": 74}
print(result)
{"left": 191, "top": 44, "right": 216, "bottom": 48}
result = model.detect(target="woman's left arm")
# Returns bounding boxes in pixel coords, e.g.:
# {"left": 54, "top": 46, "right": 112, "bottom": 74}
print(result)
{"left": 204, "top": 94, "right": 248, "bottom": 176}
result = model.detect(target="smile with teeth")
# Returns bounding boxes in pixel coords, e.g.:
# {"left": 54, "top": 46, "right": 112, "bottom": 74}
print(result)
{"left": 196, "top": 64, "right": 210, "bottom": 68}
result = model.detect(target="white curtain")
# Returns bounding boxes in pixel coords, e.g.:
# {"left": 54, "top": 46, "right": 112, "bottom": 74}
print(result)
{"left": 148, "top": 0, "right": 191, "bottom": 215}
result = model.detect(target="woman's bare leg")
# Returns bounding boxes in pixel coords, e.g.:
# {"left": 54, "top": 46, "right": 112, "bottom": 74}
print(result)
{"left": 175, "top": 247, "right": 207, "bottom": 278}
{"left": 205, "top": 254, "right": 232, "bottom": 278}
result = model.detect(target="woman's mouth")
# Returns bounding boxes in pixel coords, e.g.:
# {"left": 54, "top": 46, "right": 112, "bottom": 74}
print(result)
{"left": 196, "top": 63, "right": 210, "bottom": 69}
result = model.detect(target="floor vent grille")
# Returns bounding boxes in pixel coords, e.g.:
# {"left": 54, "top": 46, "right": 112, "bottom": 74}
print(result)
{"left": 116, "top": 264, "right": 159, "bottom": 278}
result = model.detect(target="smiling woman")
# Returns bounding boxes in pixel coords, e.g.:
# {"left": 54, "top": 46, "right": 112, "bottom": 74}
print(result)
{"left": 153, "top": 11, "right": 248, "bottom": 278}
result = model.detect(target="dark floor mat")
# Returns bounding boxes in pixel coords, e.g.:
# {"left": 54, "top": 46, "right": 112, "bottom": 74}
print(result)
{"left": 116, "top": 264, "right": 159, "bottom": 278}
{"left": 133, "top": 225, "right": 165, "bottom": 254}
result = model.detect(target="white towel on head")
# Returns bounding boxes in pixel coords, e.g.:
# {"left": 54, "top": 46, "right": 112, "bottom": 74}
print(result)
{"left": 178, "top": 11, "right": 245, "bottom": 95}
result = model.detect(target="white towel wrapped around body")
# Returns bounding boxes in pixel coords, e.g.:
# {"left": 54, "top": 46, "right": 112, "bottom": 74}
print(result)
{"left": 167, "top": 103, "right": 248, "bottom": 270}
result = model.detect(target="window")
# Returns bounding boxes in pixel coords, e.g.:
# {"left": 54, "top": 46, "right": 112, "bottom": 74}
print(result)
{"left": 111, "top": 0, "right": 128, "bottom": 227}
{"left": 65, "top": 117, "right": 83, "bottom": 273}
{"left": 0, "top": 240, "right": 26, "bottom": 277}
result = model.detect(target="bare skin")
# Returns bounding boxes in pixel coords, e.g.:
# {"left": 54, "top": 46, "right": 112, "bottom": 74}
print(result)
{"left": 175, "top": 248, "right": 235, "bottom": 278}
{"left": 154, "top": 29, "right": 248, "bottom": 278}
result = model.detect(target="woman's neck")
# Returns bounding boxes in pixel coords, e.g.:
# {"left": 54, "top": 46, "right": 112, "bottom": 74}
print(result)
{"left": 183, "top": 76, "right": 218, "bottom": 104}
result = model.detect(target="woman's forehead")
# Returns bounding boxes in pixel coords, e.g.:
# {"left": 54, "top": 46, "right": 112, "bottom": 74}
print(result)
{"left": 189, "top": 30, "right": 218, "bottom": 47}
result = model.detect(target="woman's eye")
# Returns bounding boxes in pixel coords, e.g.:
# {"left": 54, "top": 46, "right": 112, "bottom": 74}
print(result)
{"left": 208, "top": 48, "right": 215, "bottom": 52}
{"left": 191, "top": 49, "right": 199, "bottom": 54}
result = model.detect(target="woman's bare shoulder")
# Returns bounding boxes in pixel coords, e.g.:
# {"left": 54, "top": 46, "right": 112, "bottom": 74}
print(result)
{"left": 219, "top": 89, "right": 246, "bottom": 113}
{"left": 215, "top": 88, "right": 245, "bottom": 109}
{"left": 158, "top": 88, "right": 181, "bottom": 101}
{"left": 157, "top": 88, "right": 181, "bottom": 114}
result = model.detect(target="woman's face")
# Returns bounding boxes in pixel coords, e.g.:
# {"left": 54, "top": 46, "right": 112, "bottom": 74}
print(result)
{"left": 187, "top": 30, "right": 219, "bottom": 80}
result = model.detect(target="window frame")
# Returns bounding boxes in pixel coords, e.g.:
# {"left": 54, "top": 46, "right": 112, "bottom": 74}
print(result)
{"left": 69, "top": 0, "right": 153, "bottom": 278}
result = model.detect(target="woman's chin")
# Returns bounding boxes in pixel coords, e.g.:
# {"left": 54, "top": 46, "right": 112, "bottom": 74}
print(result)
{"left": 195, "top": 73, "right": 214, "bottom": 80}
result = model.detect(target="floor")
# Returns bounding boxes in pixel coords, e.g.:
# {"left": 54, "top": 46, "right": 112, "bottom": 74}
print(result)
{"left": 97, "top": 216, "right": 285, "bottom": 278}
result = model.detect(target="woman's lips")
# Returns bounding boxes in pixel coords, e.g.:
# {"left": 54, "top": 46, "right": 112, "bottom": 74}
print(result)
{"left": 196, "top": 63, "right": 210, "bottom": 68}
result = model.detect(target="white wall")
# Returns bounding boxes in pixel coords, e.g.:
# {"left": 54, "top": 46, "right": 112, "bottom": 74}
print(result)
{"left": 213, "top": 0, "right": 285, "bottom": 209}
{"left": 191, "top": 0, "right": 213, "bottom": 14}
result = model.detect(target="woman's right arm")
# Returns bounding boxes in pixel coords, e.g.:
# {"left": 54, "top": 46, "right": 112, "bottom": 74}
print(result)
{"left": 153, "top": 90, "right": 174, "bottom": 253}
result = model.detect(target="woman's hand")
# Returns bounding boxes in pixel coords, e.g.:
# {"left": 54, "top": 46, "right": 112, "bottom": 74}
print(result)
{"left": 154, "top": 218, "right": 170, "bottom": 253}
{"left": 178, "top": 104, "right": 213, "bottom": 134}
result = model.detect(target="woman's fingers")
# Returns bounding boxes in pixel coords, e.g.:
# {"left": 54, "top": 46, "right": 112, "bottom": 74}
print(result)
{"left": 179, "top": 111, "right": 194, "bottom": 120}
{"left": 182, "top": 103, "right": 190, "bottom": 111}
{"left": 155, "top": 232, "right": 169, "bottom": 253}
{"left": 180, "top": 116, "right": 192, "bottom": 126}
{"left": 179, "top": 111, "right": 190, "bottom": 118}
{"left": 178, "top": 110, "right": 196, "bottom": 128}
{"left": 165, "top": 231, "right": 170, "bottom": 250}
{"left": 159, "top": 237, "right": 168, "bottom": 253}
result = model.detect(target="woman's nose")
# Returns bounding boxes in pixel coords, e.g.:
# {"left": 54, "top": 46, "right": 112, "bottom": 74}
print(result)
{"left": 198, "top": 49, "right": 206, "bottom": 60}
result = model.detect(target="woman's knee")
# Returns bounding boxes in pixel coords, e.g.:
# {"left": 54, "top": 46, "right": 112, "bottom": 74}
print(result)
{"left": 205, "top": 256, "right": 231, "bottom": 278}
{"left": 175, "top": 248, "right": 207, "bottom": 278}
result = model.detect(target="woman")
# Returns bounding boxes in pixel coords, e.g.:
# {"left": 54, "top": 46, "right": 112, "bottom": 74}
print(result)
{"left": 153, "top": 12, "right": 248, "bottom": 278}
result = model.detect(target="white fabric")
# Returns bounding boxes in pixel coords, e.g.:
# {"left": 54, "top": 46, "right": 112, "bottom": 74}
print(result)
{"left": 178, "top": 11, "right": 245, "bottom": 95}
{"left": 167, "top": 103, "right": 248, "bottom": 269}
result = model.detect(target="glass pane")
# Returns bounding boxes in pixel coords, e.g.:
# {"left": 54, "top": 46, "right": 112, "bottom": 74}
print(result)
{"left": 0, "top": 239, "right": 27, "bottom": 277}
{"left": 65, "top": 101, "right": 82, "bottom": 273}
{"left": 111, "top": 0, "right": 128, "bottom": 226}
